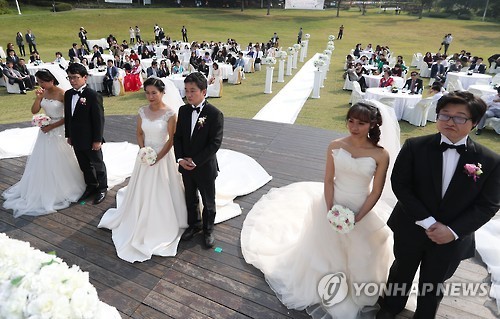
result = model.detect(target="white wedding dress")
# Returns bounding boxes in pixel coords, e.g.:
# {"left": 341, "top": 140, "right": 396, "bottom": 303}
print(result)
{"left": 241, "top": 148, "right": 394, "bottom": 319}
{"left": 98, "top": 106, "right": 188, "bottom": 263}
{"left": 2, "top": 99, "right": 86, "bottom": 217}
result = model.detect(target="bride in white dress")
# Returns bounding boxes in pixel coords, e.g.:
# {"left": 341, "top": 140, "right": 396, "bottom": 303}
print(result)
{"left": 98, "top": 77, "right": 188, "bottom": 263}
{"left": 241, "top": 101, "right": 401, "bottom": 319}
{"left": 2, "top": 69, "right": 85, "bottom": 217}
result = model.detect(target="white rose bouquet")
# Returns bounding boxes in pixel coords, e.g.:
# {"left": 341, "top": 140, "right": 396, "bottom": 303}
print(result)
{"left": 314, "top": 59, "right": 325, "bottom": 69}
{"left": 31, "top": 114, "right": 51, "bottom": 127}
{"left": 327, "top": 40, "right": 334, "bottom": 46}
{"left": 139, "top": 146, "right": 157, "bottom": 165}
{"left": 276, "top": 50, "right": 287, "bottom": 59}
{"left": 0, "top": 233, "right": 120, "bottom": 319}
{"left": 324, "top": 49, "right": 332, "bottom": 56}
{"left": 328, "top": 34, "right": 335, "bottom": 41}
{"left": 318, "top": 54, "right": 328, "bottom": 61}
{"left": 287, "top": 47, "right": 295, "bottom": 54}
{"left": 327, "top": 205, "right": 355, "bottom": 234}
{"left": 293, "top": 43, "right": 301, "bottom": 51}
{"left": 304, "top": 33, "right": 310, "bottom": 39}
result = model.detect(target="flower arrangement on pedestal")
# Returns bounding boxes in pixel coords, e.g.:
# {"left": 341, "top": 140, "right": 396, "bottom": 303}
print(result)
{"left": 328, "top": 35, "right": 335, "bottom": 41}
{"left": 318, "top": 54, "right": 328, "bottom": 62}
{"left": 301, "top": 41, "right": 307, "bottom": 48}
{"left": 0, "top": 233, "right": 120, "bottom": 319}
{"left": 326, "top": 44, "right": 335, "bottom": 51}
{"left": 304, "top": 33, "right": 310, "bottom": 39}
{"left": 314, "top": 59, "right": 325, "bottom": 70}
{"left": 293, "top": 43, "right": 301, "bottom": 51}
{"left": 276, "top": 51, "right": 287, "bottom": 60}
{"left": 323, "top": 49, "right": 332, "bottom": 56}
{"left": 287, "top": 47, "right": 295, "bottom": 54}
{"left": 262, "top": 56, "right": 277, "bottom": 65}
{"left": 327, "top": 41, "right": 334, "bottom": 46}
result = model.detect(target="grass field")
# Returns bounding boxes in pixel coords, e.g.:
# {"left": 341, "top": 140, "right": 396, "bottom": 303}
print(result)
{"left": 1, "top": 6, "right": 499, "bottom": 152}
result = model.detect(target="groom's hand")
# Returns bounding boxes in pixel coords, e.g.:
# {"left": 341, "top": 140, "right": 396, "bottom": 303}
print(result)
{"left": 426, "top": 222, "right": 455, "bottom": 244}
{"left": 179, "top": 158, "right": 196, "bottom": 171}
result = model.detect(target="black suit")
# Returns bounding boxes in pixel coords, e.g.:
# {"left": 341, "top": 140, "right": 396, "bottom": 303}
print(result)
{"left": 68, "top": 47, "right": 79, "bottom": 62}
{"left": 173, "top": 101, "right": 224, "bottom": 234}
{"left": 64, "top": 86, "right": 108, "bottom": 192}
{"left": 381, "top": 134, "right": 500, "bottom": 318}
{"left": 402, "top": 78, "right": 423, "bottom": 94}
{"left": 468, "top": 63, "right": 487, "bottom": 74}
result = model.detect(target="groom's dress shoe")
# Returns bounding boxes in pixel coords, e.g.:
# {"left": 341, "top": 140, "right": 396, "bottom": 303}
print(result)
{"left": 376, "top": 308, "right": 395, "bottom": 319}
{"left": 204, "top": 233, "right": 215, "bottom": 248}
{"left": 93, "top": 190, "right": 107, "bottom": 205}
{"left": 77, "top": 188, "right": 96, "bottom": 202}
{"left": 181, "top": 226, "right": 202, "bottom": 241}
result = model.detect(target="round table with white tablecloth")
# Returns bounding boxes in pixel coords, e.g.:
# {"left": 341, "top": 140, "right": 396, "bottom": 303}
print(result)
{"left": 445, "top": 72, "right": 492, "bottom": 90}
{"left": 365, "top": 87, "right": 422, "bottom": 120}
{"left": 468, "top": 84, "right": 497, "bottom": 97}
{"left": 86, "top": 38, "right": 109, "bottom": 50}
{"left": 84, "top": 53, "right": 114, "bottom": 65}
{"left": 0, "top": 46, "right": 6, "bottom": 59}
{"left": 86, "top": 68, "right": 107, "bottom": 92}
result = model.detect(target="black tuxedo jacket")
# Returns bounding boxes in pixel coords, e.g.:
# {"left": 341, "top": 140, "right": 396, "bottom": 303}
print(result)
{"left": 402, "top": 78, "right": 423, "bottom": 94}
{"left": 389, "top": 134, "right": 500, "bottom": 261}
{"left": 468, "top": 63, "right": 487, "bottom": 74}
{"left": 64, "top": 87, "right": 105, "bottom": 151}
{"left": 68, "top": 48, "right": 79, "bottom": 60}
{"left": 173, "top": 102, "right": 223, "bottom": 180}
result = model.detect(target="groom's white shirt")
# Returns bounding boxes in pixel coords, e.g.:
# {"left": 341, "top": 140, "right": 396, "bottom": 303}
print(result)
{"left": 415, "top": 134, "right": 467, "bottom": 240}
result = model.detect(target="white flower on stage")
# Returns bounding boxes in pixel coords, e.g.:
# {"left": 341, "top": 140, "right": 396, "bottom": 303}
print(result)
{"left": 139, "top": 146, "right": 157, "bottom": 165}
{"left": 328, "top": 34, "right": 335, "bottom": 41}
{"left": 0, "top": 233, "right": 120, "bottom": 319}
{"left": 263, "top": 56, "right": 277, "bottom": 65}
{"left": 304, "top": 33, "right": 310, "bottom": 39}
{"left": 293, "top": 43, "right": 301, "bottom": 51}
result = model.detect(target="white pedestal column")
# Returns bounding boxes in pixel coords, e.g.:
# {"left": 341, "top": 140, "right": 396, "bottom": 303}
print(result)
{"left": 303, "top": 40, "right": 309, "bottom": 57}
{"left": 277, "top": 59, "right": 285, "bottom": 83}
{"left": 299, "top": 47, "right": 306, "bottom": 62}
{"left": 286, "top": 55, "right": 293, "bottom": 76}
{"left": 320, "top": 66, "right": 326, "bottom": 88}
{"left": 311, "top": 69, "right": 321, "bottom": 99}
{"left": 264, "top": 66, "right": 274, "bottom": 94}
{"left": 292, "top": 51, "right": 298, "bottom": 69}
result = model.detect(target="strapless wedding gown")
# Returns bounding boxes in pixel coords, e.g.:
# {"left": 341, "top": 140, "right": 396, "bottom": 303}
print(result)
{"left": 98, "top": 106, "right": 188, "bottom": 263}
{"left": 241, "top": 148, "right": 394, "bottom": 319}
{"left": 2, "top": 99, "right": 86, "bottom": 217}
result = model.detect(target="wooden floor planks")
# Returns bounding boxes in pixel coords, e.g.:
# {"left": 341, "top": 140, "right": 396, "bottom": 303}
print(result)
{"left": 0, "top": 117, "right": 497, "bottom": 319}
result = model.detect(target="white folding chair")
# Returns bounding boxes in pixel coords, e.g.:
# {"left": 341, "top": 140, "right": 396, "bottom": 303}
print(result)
{"left": 350, "top": 81, "right": 365, "bottom": 105}
{"left": 392, "top": 76, "right": 405, "bottom": 89}
{"left": 343, "top": 76, "right": 354, "bottom": 91}
{"left": 427, "top": 100, "right": 438, "bottom": 122}
{"left": 492, "top": 73, "right": 500, "bottom": 85}
{"left": 485, "top": 118, "right": 500, "bottom": 134}
{"left": 402, "top": 98, "right": 433, "bottom": 126}
{"left": 3, "top": 75, "right": 21, "bottom": 94}
{"left": 228, "top": 66, "right": 242, "bottom": 85}
{"left": 447, "top": 79, "right": 464, "bottom": 92}
{"left": 419, "top": 60, "right": 431, "bottom": 78}
{"left": 207, "top": 77, "right": 223, "bottom": 98}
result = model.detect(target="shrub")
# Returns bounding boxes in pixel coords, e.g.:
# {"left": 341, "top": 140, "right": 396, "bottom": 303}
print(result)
{"left": 0, "top": 0, "right": 10, "bottom": 14}
{"left": 457, "top": 14, "right": 471, "bottom": 20}
{"left": 427, "top": 12, "right": 451, "bottom": 19}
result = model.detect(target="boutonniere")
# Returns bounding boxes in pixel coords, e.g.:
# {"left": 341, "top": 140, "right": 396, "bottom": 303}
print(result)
{"left": 197, "top": 116, "right": 207, "bottom": 128}
{"left": 464, "top": 163, "right": 483, "bottom": 182}
{"left": 79, "top": 97, "right": 87, "bottom": 105}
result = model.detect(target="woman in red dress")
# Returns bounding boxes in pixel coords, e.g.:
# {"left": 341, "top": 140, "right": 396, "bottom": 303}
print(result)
{"left": 124, "top": 59, "right": 142, "bottom": 92}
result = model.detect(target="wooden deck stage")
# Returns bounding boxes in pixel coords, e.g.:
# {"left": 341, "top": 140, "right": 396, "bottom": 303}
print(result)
{"left": 0, "top": 116, "right": 497, "bottom": 319}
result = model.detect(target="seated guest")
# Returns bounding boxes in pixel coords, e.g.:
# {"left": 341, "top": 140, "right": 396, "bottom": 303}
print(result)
{"left": 487, "top": 54, "right": 500, "bottom": 67}
{"left": 403, "top": 71, "right": 423, "bottom": 94}
{"left": 209, "top": 62, "right": 221, "bottom": 85}
{"left": 172, "top": 60, "right": 184, "bottom": 74}
{"left": 2, "top": 60, "right": 32, "bottom": 93}
{"left": 17, "top": 58, "right": 35, "bottom": 88}
{"left": 429, "top": 82, "right": 445, "bottom": 102}
{"left": 90, "top": 56, "right": 106, "bottom": 70}
{"left": 469, "top": 57, "right": 487, "bottom": 74}
{"left": 379, "top": 69, "right": 395, "bottom": 88}
{"left": 146, "top": 60, "right": 166, "bottom": 78}
{"left": 53, "top": 51, "right": 68, "bottom": 70}
{"left": 29, "top": 51, "right": 42, "bottom": 64}
{"left": 189, "top": 51, "right": 200, "bottom": 69}
{"left": 214, "top": 50, "right": 225, "bottom": 63}
{"left": 423, "top": 51, "right": 433, "bottom": 67}
{"left": 169, "top": 50, "right": 179, "bottom": 65}
{"left": 78, "top": 45, "right": 88, "bottom": 60}
{"left": 448, "top": 60, "right": 463, "bottom": 73}
{"left": 202, "top": 52, "right": 212, "bottom": 64}
{"left": 358, "top": 55, "right": 369, "bottom": 65}
{"left": 430, "top": 57, "right": 446, "bottom": 83}
{"left": 391, "top": 64, "right": 403, "bottom": 77}
{"left": 103, "top": 59, "right": 119, "bottom": 96}
{"left": 68, "top": 43, "right": 80, "bottom": 62}
{"left": 396, "top": 55, "right": 407, "bottom": 71}
{"left": 122, "top": 55, "right": 132, "bottom": 72}
{"left": 80, "top": 58, "right": 90, "bottom": 70}
{"left": 141, "top": 47, "right": 153, "bottom": 59}
{"left": 476, "top": 86, "right": 500, "bottom": 135}
{"left": 6, "top": 50, "right": 20, "bottom": 69}
{"left": 114, "top": 54, "right": 123, "bottom": 69}
{"left": 233, "top": 52, "right": 245, "bottom": 70}
{"left": 347, "top": 62, "right": 368, "bottom": 92}
{"left": 353, "top": 43, "right": 362, "bottom": 58}
{"left": 197, "top": 59, "right": 209, "bottom": 77}
{"left": 123, "top": 59, "right": 142, "bottom": 92}
{"left": 128, "top": 49, "right": 139, "bottom": 61}
{"left": 91, "top": 45, "right": 102, "bottom": 61}
{"left": 158, "top": 59, "right": 170, "bottom": 77}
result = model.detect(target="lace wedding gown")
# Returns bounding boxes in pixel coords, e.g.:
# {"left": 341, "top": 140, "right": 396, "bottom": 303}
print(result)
{"left": 2, "top": 99, "right": 86, "bottom": 217}
{"left": 241, "top": 148, "right": 394, "bottom": 319}
{"left": 98, "top": 106, "right": 188, "bottom": 263}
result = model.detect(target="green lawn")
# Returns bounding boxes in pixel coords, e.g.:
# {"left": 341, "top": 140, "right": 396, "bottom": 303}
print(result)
{"left": 1, "top": 7, "right": 499, "bottom": 152}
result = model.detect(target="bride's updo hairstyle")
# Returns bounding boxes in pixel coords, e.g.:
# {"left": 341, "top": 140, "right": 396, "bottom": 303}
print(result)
{"left": 346, "top": 102, "right": 383, "bottom": 146}
{"left": 35, "top": 69, "right": 59, "bottom": 86}
{"left": 143, "top": 77, "right": 165, "bottom": 93}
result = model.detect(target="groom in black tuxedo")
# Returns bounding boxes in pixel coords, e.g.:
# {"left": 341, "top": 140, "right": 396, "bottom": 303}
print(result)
{"left": 174, "top": 72, "right": 224, "bottom": 248}
{"left": 64, "top": 63, "right": 108, "bottom": 205}
{"left": 377, "top": 92, "right": 500, "bottom": 319}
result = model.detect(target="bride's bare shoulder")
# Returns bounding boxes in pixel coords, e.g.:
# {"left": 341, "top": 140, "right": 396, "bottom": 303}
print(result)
{"left": 328, "top": 137, "right": 349, "bottom": 150}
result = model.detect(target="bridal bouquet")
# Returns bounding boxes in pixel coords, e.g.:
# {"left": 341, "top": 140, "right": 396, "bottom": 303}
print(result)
{"left": 139, "top": 146, "right": 157, "bottom": 165}
{"left": 327, "top": 205, "right": 355, "bottom": 234}
{"left": 0, "top": 233, "right": 120, "bottom": 319}
{"left": 31, "top": 114, "right": 51, "bottom": 127}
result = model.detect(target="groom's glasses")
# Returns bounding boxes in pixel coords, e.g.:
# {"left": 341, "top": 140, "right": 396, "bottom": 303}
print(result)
{"left": 437, "top": 113, "right": 471, "bottom": 125}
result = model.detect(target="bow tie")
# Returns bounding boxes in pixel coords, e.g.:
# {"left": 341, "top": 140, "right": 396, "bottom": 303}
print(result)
{"left": 440, "top": 142, "right": 466, "bottom": 155}
{"left": 71, "top": 88, "right": 84, "bottom": 96}
{"left": 192, "top": 106, "right": 201, "bottom": 113}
